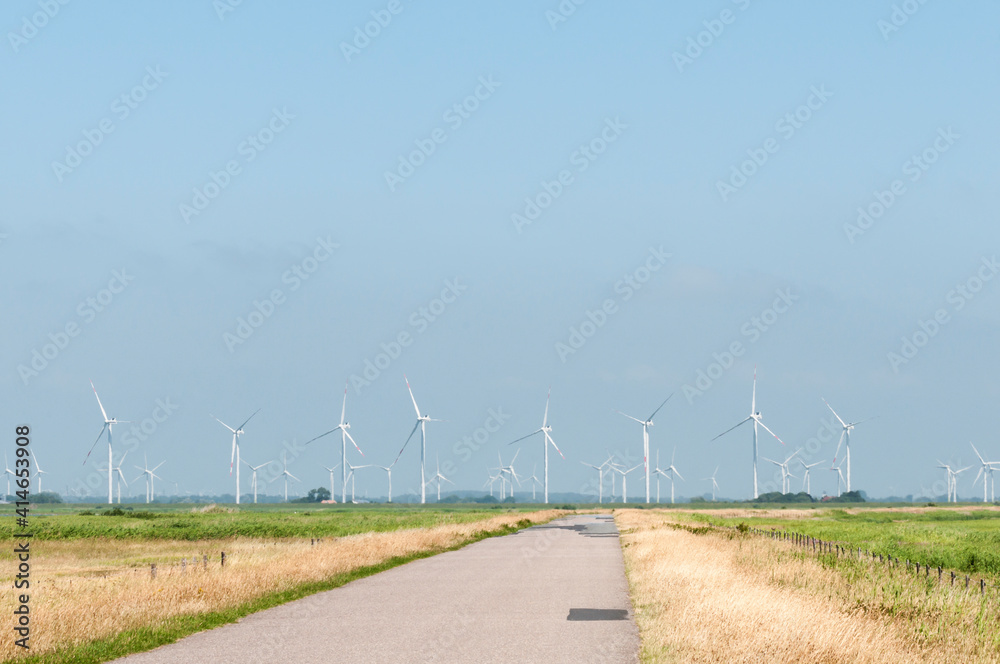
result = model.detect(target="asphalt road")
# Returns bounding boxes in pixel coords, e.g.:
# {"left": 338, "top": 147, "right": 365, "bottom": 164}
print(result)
{"left": 115, "top": 514, "right": 639, "bottom": 663}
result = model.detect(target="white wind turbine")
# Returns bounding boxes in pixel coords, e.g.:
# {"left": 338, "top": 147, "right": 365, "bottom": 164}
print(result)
{"left": 799, "top": 458, "right": 826, "bottom": 495}
{"left": 483, "top": 466, "right": 501, "bottom": 498}
{"left": 970, "top": 443, "right": 998, "bottom": 503}
{"left": 710, "top": 367, "right": 785, "bottom": 499}
{"left": 507, "top": 388, "right": 565, "bottom": 504}
{"left": 271, "top": 452, "right": 301, "bottom": 502}
{"left": 761, "top": 449, "right": 800, "bottom": 494}
{"left": 30, "top": 450, "right": 48, "bottom": 494}
{"left": 829, "top": 462, "right": 846, "bottom": 497}
{"left": 823, "top": 398, "right": 874, "bottom": 493}
{"left": 304, "top": 383, "right": 364, "bottom": 504}
{"left": 344, "top": 460, "right": 370, "bottom": 503}
{"left": 497, "top": 450, "right": 521, "bottom": 500}
{"left": 3, "top": 453, "right": 15, "bottom": 497}
{"left": 393, "top": 376, "right": 445, "bottom": 505}
{"left": 322, "top": 463, "right": 341, "bottom": 503}
{"left": 608, "top": 462, "right": 641, "bottom": 503}
{"left": 580, "top": 458, "right": 610, "bottom": 504}
{"left": 654, "top": 448, "right": 684, "bottom": 504}
{"left": 133, "top": 454, "right": 165, "bottom": 503}
{"left": 427, "top": 455, "right": 453, "bottom": 502}
{"left": 242, "top": 460, "right": 267, "bottom": 504}
{"left": 83, "top": 380, "right": 130, "bottom": 504}
{"left": 211, "top": 409, "right": 260, "bottom": 505}
{"left": 524, "top": 464, "right": 544, "bottom": 502}
{"left": 103, "top": 450, "right": 130, "bottom": 503}
{"left": 371, "top": 461, "right": 396, "bottom": 503}
{"left": 701, "top": 466, "right": 720, "bottom": 501}
{"left": 615, "top": 394, "right": 673, "bottom": 504}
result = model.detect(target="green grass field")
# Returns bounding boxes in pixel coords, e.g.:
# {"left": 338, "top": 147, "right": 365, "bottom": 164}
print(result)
{"left": 677, "top": 506, "right": 1000, "bottom": 579}
{"left": 0, "top": 502, "right": 552, "bottom": 541}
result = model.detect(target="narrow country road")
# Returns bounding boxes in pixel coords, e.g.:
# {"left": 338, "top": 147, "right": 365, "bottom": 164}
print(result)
{"left": 115, "top": 514, "right": 639, "bottom": 663}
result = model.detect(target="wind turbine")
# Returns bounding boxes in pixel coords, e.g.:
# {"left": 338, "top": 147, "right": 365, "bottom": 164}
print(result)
{"left": 211, "top": 409, "right": 260, "bottom": 505}
{"left": 427, "top": 455, "right": 453, "bottom": 502}
{"left": 829, "top": 462, "right": 846, "bottom": 497}
{"left": 110, "top": 450, "right": 130, "bottom": 503}
{"left": 710, "top": 367, "right": 785, "bottom": 499}
{"left": 615, "top": 394, "right": 673, "bottom": 504}
{"left": 133, "top": 455, "right": 165, "bottom": 503}
{"left": 392, "top": 376, "right": 445, "bottom": 505}
{"left": 701, "top": 466, "right": 720, "bottom": 501}
{"left": 799, "top": 458, "right": 826, "bottom": 495}
{"left": 970, "top": 443, "right": 998, "bottom": 503}
{"left": 3, "top": 453, "right": 15, "bottom": 497}
{"left": 30, "top": 450, "right": 48, "bottom": 494}
{"left": 322, "top": 463, "right": 341, "bottom": 503}
{"left": 761, "top": 449, "right": 800, "bottom": 494}
{"left": 608, "top": 462, "right": 641, "bottom": 503}
{"left": 580, "top": 458, "right": 609, "bottom": 504}
{"left": 83, "top": 380, "right": 130, "bottom": 504}
{"left": 271, "top": 452, "right": 301, "bottom": 502}
{"left": 371, "top": 461, "right": 396, "bottom": 503}
{"left": 524, "top": 464, "right": 544, "bottom": 502}
{"left": 242, "top": 460, "right": 267, "bottom": 504}
{"left": 654, "top": 448, "right": 684, "bottom": 504}
{"left": 507, "top": 388, "right": 565, "bottom": 504}
{"left": 483, "top": 466, "right": 501, "bottom": 498}
{"left": 304, "top": 383, "right": 364, "bottom": 504}
{"left": 344, "top": 460, "right": 370, "bottom": 503}
{"left": 499, "top": 450, "right": 522, "bottom": 500}
{"left": 823, "top": 398, "right": 874, "bottom": 493}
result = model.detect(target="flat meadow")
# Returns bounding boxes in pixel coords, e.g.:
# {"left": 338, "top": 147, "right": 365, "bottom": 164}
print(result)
{"left": 0, "top": 503, "right": 564, "bottom": 663}
{"left": 618, "top": 505, "right": 1000, "bottom": 663}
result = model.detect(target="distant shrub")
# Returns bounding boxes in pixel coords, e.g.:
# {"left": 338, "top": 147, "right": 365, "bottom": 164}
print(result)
{"left": 78, "top": 510, "right": 94, "bottom": 516}
{"left": 555, "top": 504, "right": 577, "bottom": 510}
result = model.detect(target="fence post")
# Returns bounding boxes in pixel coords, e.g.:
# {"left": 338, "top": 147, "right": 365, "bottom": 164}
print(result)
{"left": 151, "top": 563, "right": 156, "bottom": 579}
{"left": 181, "top": 558, "right": 186, "bottom": 574}
{"left": 204, "top": 554, "right": 208, "bottom": 570}
{"left": 951, "top": 571, "right": 955, "bottom": 585}
{"left": 221, "top": 551, "right": 226, "bottom": 568}
{"left": 965, "top": 575, "right": 969, "bottom": 590}
{"left": 938, "top": 566, "right": 942, "bottom": 582}
{"left": 925, "top": 565, "right": 929, "bottom": 578}
{"left": 981, "top": 579, "right": 985, "bottom": 595}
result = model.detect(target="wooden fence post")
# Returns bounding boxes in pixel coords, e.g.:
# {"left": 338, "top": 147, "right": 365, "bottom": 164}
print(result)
{"left": 151, "top": 563, "right": 156, "bottom": 579}
{"left": 181, "top": 558, "right": 186, "bottom": 574}
{"left": 221, "top": 551, "right": 226, "bottom": 567}
{"left": 203, "top": 554, "right": 208, "bottom": 570}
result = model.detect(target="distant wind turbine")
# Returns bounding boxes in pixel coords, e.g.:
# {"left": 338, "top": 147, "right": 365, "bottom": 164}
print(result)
{"left": 392, "top": 376, "right": 445, "bottom": 505}
{"left": 653, "top": 448, "right": 683, "bottom": 504}
{"left": 211, "top": 409, "right": 260, "bottom": 505}
{"left": 615, "top": 394, "right": 673, "bottom": 504}
{"left": 507, "top": 388, "right": 565, "bottom": 504}
{"left": 83, "top": 381, "right": 130, "bottom": 504}
{"left": 823, "top": 398, "right": 874, "bottom": 493}
{"left": 799, "top": 458, "right": 826, "bottom": 495}
{"left": 242, "top": 459, "right": 267, "bottom": 504}
{"left": 701, "top": 466, "right": 720, "bottom": 502}
{"left": 304, "top": 383, "right": 364, "bottom": 504}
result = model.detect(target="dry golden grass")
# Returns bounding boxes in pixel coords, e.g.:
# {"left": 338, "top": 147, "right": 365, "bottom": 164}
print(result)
{"left": 617, "top": 509, "right": 1000, "bottom": 664}
{"left": 0, "top": 510, "right": 560, "bottom": 661}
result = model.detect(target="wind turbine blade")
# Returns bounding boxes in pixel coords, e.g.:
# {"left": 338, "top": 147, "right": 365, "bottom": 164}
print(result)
{"left": 822, "top": 398, "right": 848, "bottom": 428}
{"left": 542, "top": 387, "right": 551, "bottom": 427}
{"left": 211, "top": 415, "right": 236, "bottom": 433}
{"left": 831, "top": 430, "right": 846, "bottom": 463}
{"left": 230, "top": 434, "right": 236, "bottom": 475}
{"left": 286, "top": 472, "right": 301, "bottom": 483}
{"left": 756, "top": 421, "right": 785, "bottom": 445}
{"left": 710, "top": 417, "right": 751, "bottom": 442}
{"left": 545, "top": 432, "right": 565, "bottom": 459}
{"left": 90, "top": 380, "right": 109, "bottom": 421}
{"left": 850, "top": 415, "right": 877, "bottom": 427}
{"left": 304, "top": 427, "right": 341, "bottom": 446}
{"left": 392, "top": 421, "right": 421, "bottom": 466}
{"left": 152, "top": 461, "right": 165, "bottom": 472}
{"left": 970, "top": 442, "right": 986, "bottom": 464}
{"left": 237, "top": 408, "right": 261, "bottom": 431}
{"left": 340, "top": 382, "right": 349, "bottom": 425}
{"left": 507, "top": 429, "right": 542, "bottom": 446}
{"left": 344, "top": 430, "right": 365, "bottom": 456}
{"left": 672, "top": 467, "right": 684, "bottom": 481}
{"left": 511, "top": 449, "right": 520, "bottom": 465}
{"left": 83, "top": 424, "right": 109, "bottom": 465}
{"left": 404, "top": 375, "right": 421, "bottom": 417}
{"left": 647, "top": 393, "right": 674, "bottom": 421}
{"left": 751, "top": 365, "right": 756, "bottom": 414}
{"left": 615, "top": 410, "right": 645, "bottom": 425}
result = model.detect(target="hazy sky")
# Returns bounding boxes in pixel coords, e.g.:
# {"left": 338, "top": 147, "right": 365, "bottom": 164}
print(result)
{"left": 4, "top": 1, "right": 999, "bottom": 502}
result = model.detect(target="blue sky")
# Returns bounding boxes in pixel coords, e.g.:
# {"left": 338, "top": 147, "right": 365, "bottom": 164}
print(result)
{"left": 3, "top": 1, "right": 999, "bottom": 501}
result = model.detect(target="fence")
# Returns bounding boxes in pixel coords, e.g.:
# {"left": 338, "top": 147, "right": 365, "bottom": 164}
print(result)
{"left": 145, "top": 538, "right": 328, "bottom": 578}
{"left": 747, "top": 526, "right": 996, "bottom": 596}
